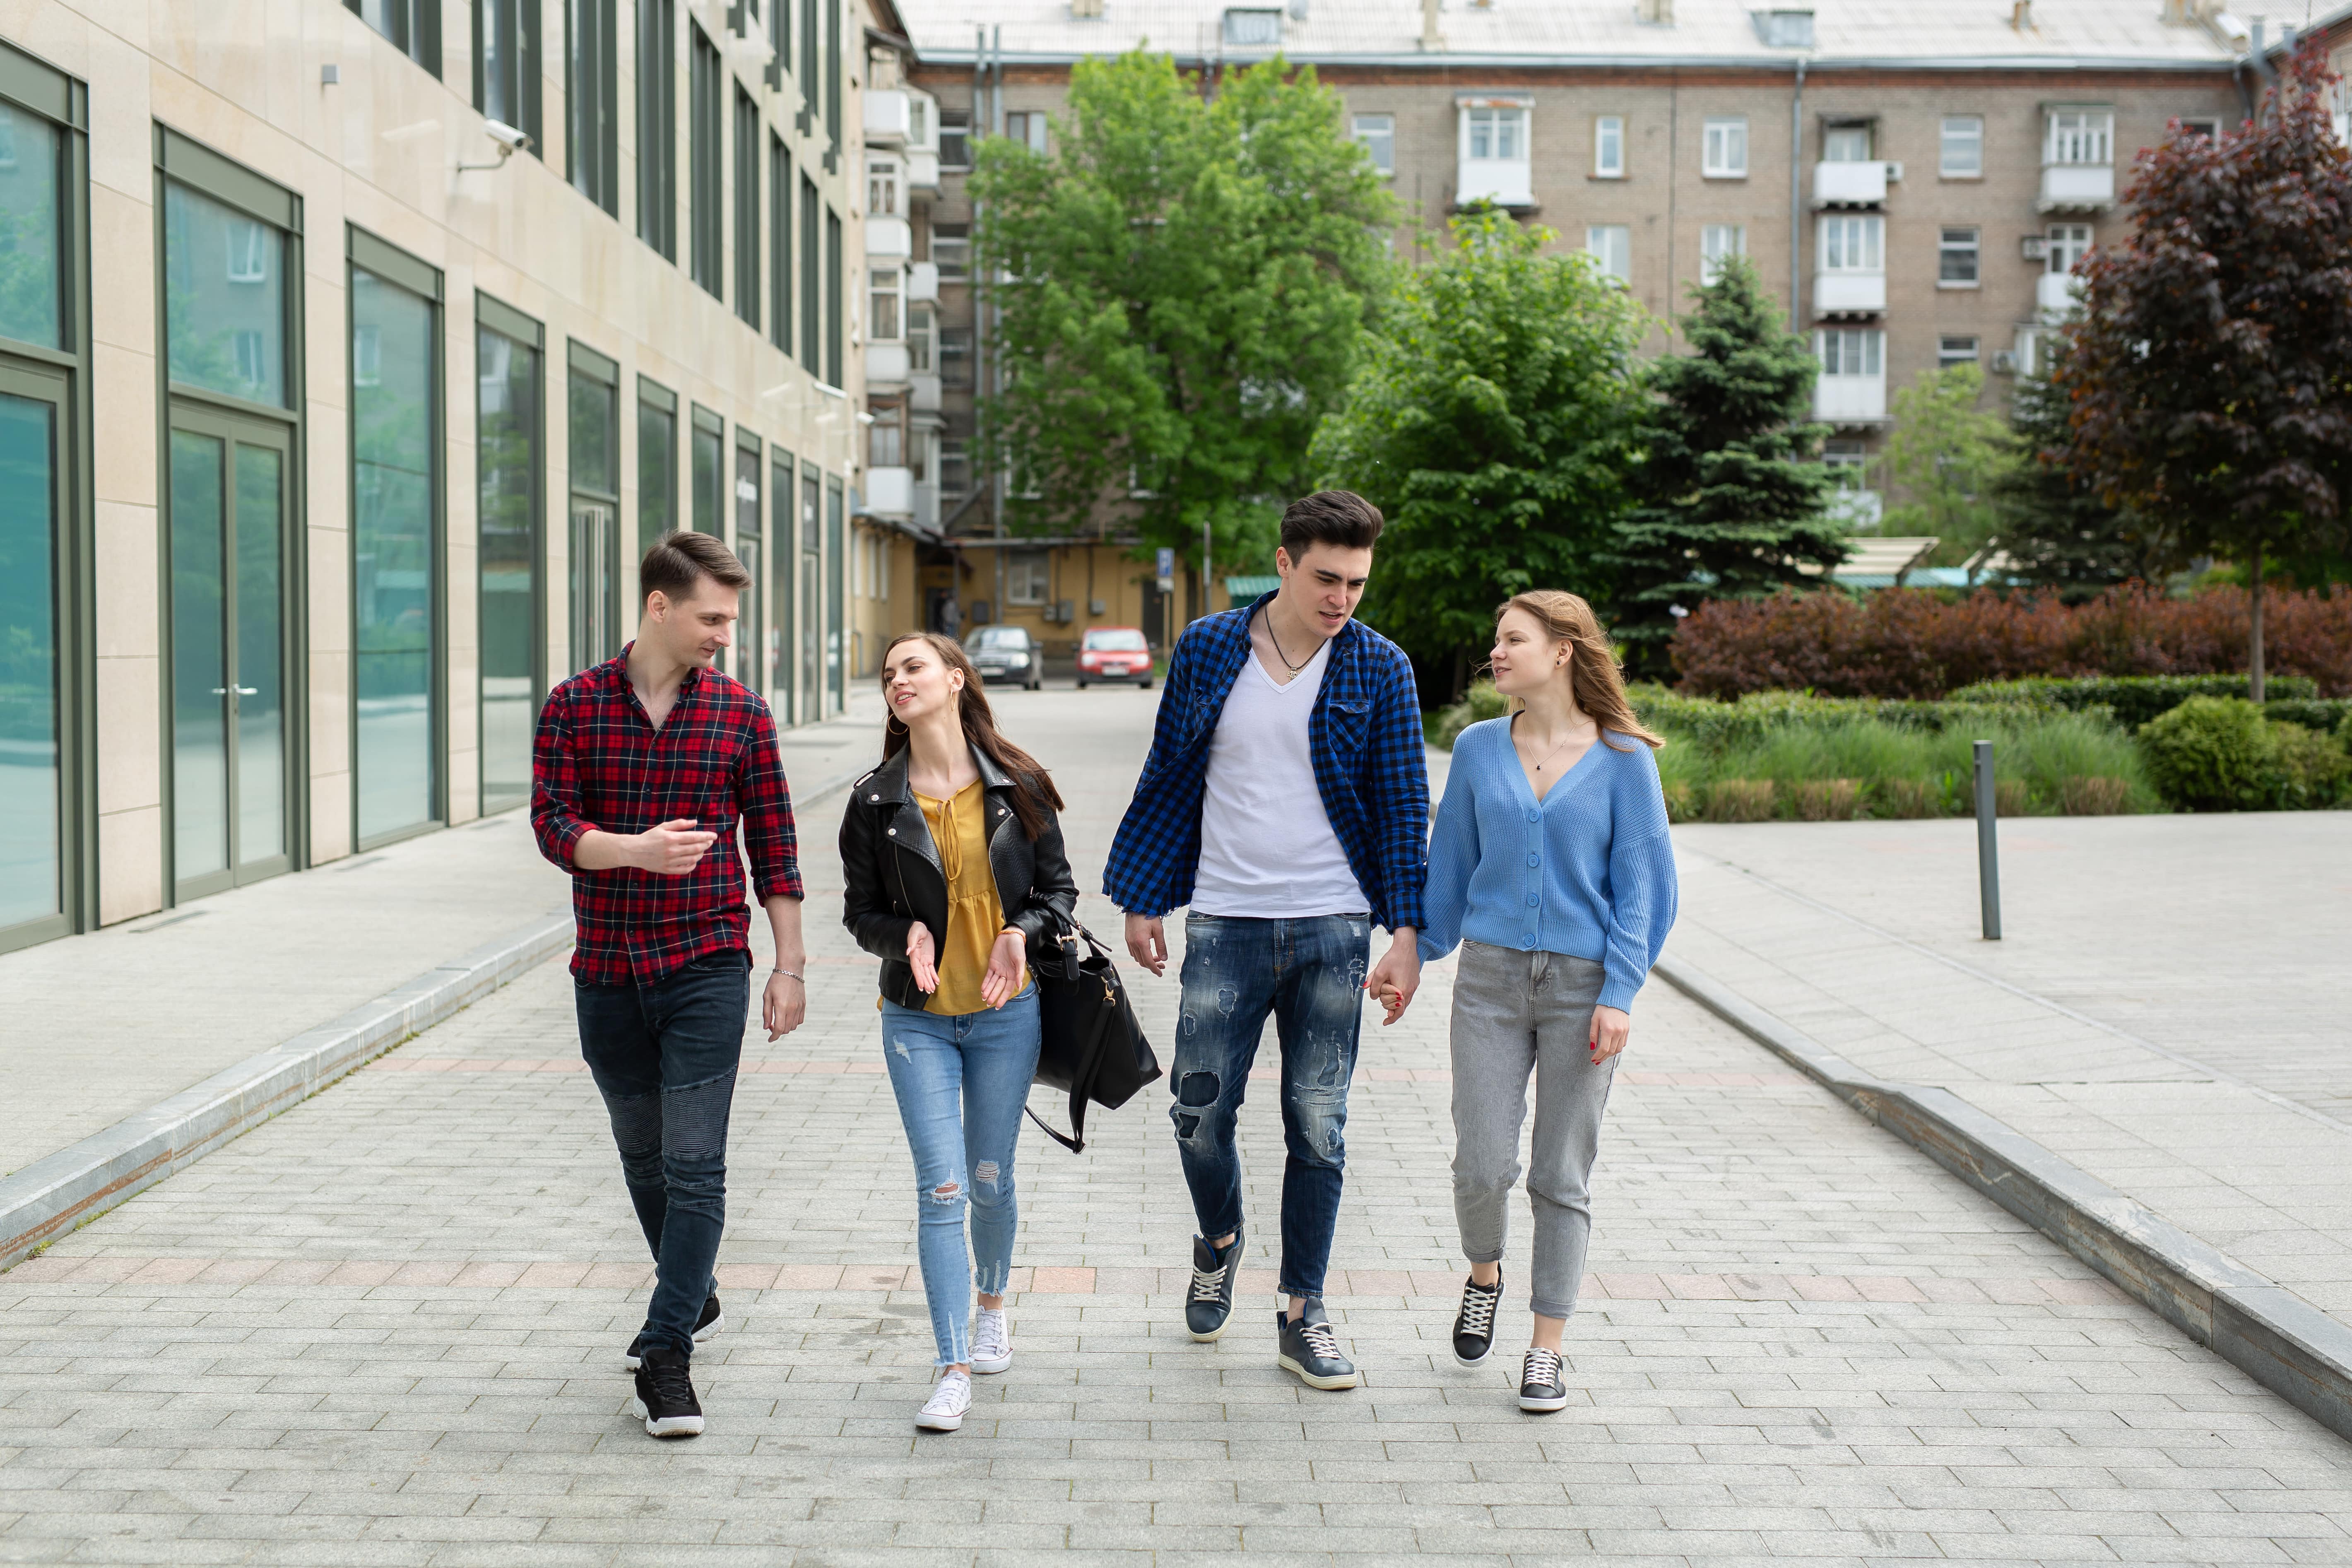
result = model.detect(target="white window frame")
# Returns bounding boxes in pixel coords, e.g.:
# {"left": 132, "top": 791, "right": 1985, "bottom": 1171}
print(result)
{"left": 1700, "top": 223, "right": 1744, "bottom": 283}
{"left": 1594, "top": 115, "right": 1624, "bottom": 178}
{"left": 866, "top": 156, "right": 900, "bottom": 217}
{"left": 1938, "top": 226, "right": 1980, "bottom": 288}
{"left": 2046, "top": 222, "right": 2093, "bottom": 275}
{"left": 1353, "top": 113, "right": 1395, "bottom": 176}
{"left": 1465, "top": 106, "right": 1526, "bottom": 162}
{"left": 226, "top": 218, "right": 270, "bottom": 283}
{"left": 2176, "top": 116, "right": 2221, "bottom": 141}
{"left": 1821, "top": 124, "right": 1872, "bottom": 162}
{"left": 1703, "top": 116, "right": 1748, "bottom": 178}
{"left": 929, "top": 222, "right": 969, "bottom": 282}
{"left": 907, "top": 302, "right": 934, "bottom": 373}
{"left": 867, "top": 416, "right": 904, "bottom": 470}
{"left": 2044, "top": 108, "right": 2113, "bottom": 167}
{"left": 1818, "top": 214, "right": 1883, "bottom": 272}
{"left": 867, "top": 266, "right": 904, "bottom": 342}
{"left": 1006, "top": 549, "right": 1050, "bottom": 606}
{"left": 1817, "top": 328, "right": 1883, "bottom": 377}
{"left": 1003, "top": 110, "right": 1048, "bottom": 153}
{"left": 1938, "top": 335, "right": 1980, "bottom": 367}
{"left": 1586, "top": 224, "right": 1630, "bottom": 284}
{"left": 1940, "top": 115, "right": 1983, "bottom": 178}
{"left": 1222, "top": 7, "right": 1281, "bottom": 48}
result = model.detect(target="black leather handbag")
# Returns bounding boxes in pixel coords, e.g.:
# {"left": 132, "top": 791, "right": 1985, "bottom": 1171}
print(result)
{"left": 1026, "top": 918, "right": 1161, "bottom": 1153}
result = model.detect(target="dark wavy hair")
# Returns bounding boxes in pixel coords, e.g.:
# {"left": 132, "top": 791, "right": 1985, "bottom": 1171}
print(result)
{"left": 879, "top": 632, "right": 1066, "bottom": 839}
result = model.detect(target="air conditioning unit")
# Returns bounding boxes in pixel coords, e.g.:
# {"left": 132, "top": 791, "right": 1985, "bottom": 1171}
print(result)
{"left": 1050, "top": 598, "right": 1076, "bottom": 623}
{"left": 1884, "top": 160, "right": 1903, "bottom": 182}
{"left": 1991, "top": 350, "right": 2018, "bottom": 373}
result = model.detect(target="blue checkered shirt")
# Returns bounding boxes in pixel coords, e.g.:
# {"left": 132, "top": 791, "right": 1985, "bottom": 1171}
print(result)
{"left": 1103, "top": 595, "right": 1430, "bottom": 932}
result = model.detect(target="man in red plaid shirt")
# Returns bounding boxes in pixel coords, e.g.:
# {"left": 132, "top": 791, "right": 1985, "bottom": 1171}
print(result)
{"left": 531, "top": 530, "right": 806, "bottom": 1440}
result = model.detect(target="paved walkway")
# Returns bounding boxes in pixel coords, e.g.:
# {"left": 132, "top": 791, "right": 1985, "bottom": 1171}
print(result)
{"left": 0, "top": 691, "right": 883, "bottom": 1180}
{"left": 5, "top": 688, "right": 2350, "bottom": 1563}
{"left": 1668, "top": 814, "right": 2352, "bottom": 1325}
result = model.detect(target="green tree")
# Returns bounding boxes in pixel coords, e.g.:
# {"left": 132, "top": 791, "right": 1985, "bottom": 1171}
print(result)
{"left": 1989, "top": 342, "right": 2177, "bottom": 598}
{"left": 1308, "top": 207, "right": 1648, "bottom": 696}
{"left": 970, "top": 51, "right": 1394, "bottom": 570}
{"left": 1880, "top": 363, "right": 2009, "bottom": 567}
{"left": 2061, "top": 41, "right": 2352, "bottom": 697}
{"left": 1604, "top": 255, "right": 1843, "bottom": 675}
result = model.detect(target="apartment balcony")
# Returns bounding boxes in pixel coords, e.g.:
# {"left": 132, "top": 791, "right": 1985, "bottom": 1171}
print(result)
{"left": 914, "top": 481, "right": 939, "bottom": 530}
{"left": 907, "top": 262, "right": 939, "bottom": 303}
{"left": 864, "top": 466, "right": 915, "bottom": 518}
{"left": 1456, "top": 157, "right": 1533, "bottom": 210}
{"left": 865, "top": 342, "right": 910, "bottom": 386}
{"left": 864, "top": 90, "right": 910, "bottom": 147}
{"left": 866, "top": 215, "right": 912, "bottom": 258}
{"left": 2036, "top": 270, "right": 2082, "bottom": 316}
{"left": 1812, "top": 159, "right": 1895, "bottom": 207}
{"left": 908, "top": 149, "right": 940, "bottom": 190}
{"left": 1814, "top": 373, "right": 1887, "bottom": 425}
{"left": 2038, "top": 163, "right": 2115, "bottom": 212}
{"left": 1813, "top": 271, "right": 1886, "bottom": 316}
{"left": 909, "top": 373, "right": 941, "bottom": 413}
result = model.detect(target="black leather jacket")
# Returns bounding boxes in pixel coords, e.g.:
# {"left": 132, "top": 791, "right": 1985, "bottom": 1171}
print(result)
{"left": 839, "top": 744, "right": 1079, "bottom": 1009}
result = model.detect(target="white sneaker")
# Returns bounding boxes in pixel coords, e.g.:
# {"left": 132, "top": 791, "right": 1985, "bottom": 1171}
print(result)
{"left": 916, "top": 1369, "right": 973, "bottom": 1432}
{"left": 970, "top": 1308, "right": 1012, "bottom": 1374}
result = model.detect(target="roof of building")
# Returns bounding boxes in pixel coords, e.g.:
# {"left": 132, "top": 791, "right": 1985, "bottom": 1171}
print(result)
{"left": 899, "top": 0, "right": 2255, "bottom": 70}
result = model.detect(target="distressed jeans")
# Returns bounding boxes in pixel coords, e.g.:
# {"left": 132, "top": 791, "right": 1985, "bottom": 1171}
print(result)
{"left": 575, "top": 948, "right": 751, "bottom": 1359}
{"left": 1170, "top": 913, "right": 1370, "bottom": 1301}
{"left": 879, "top": 985, "right": 1042, "bottom": 1367}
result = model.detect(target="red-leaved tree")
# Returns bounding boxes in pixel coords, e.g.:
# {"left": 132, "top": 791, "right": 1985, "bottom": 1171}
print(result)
{"left": 2060, "top": 40, "right": 2352, "bottom": 699}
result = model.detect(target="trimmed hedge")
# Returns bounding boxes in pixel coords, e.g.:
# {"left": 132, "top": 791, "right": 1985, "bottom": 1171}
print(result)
{"left": 1949, "top": 674, "right": 2318, "bottom": 727}
{"left": 2138, "top": 697, "right": 2352, "bottom": 811}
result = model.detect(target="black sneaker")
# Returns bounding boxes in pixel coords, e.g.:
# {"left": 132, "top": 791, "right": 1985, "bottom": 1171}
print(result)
{"left": 632, "top": 1345, "right": 705, "bottom": 1438}
{"left": 1185, "top": 1230, "right": 1242, "bottom": 1342}
{"left": 1518, "top": 1346, "right": 1569, "bottom": 1413}
{"left": 1452, "top": 1274, "right": 1505, "bottom": 1367}
{"left": 1276, "top": 1299, "right": 1361, "bottom": 1391}
{"left": 623, "top": 1292, "right": 723, "bottom": 1370}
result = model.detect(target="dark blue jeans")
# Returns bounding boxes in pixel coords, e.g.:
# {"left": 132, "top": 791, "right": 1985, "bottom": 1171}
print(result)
{"left": 575, "top": 949, "right": 750, "bottom": 1358}
{"left": 1170, "top": 913, "right": 1371, "bottom": 1301}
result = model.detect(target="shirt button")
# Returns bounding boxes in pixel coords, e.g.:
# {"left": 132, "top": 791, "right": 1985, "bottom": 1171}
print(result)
{"left": 1525, "top": 852, "right": 1540, "bottom": 868}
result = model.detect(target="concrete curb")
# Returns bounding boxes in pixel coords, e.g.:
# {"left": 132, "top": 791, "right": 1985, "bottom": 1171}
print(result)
{"left": 0, "top": 758, "right": 874, "bottom": 1274}
{"left": 1654, "top": 953, "right": 2352, "bottom": 1445}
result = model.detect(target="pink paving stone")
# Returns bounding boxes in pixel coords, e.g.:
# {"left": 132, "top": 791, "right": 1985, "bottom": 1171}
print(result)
{"left": 1408, "top": 1270, "right": 1463, "bottom": 1297}
{"left": 259, "top": 1260, "right": 335, "bottom": 1285}
{"left": 772, "top": 1265, "right": 846, "bottom": 1290}
{"left": 582, "top": 1262, "right": 655, "bottom": 1289}
{"left": 516, "top": 1262, "right": 592, "bottom": 1288}
{"left": 7, "top": 1255, "right": 89, "bottom": 1281}
{"left": 1982, "top": 1276, "right": 2057, "bottom": 1304}
{"left": 1853, "top": 1276, "right": 1930, "bottom": 1304}
{"left": 1342, "top": 1270, "right": 1413, "bottom": 1296}
{"left": 1917, "top": 1276, "right": 1994, "bottom": 1305}
{"left": 1726, "top": 1273, "right": 1798, "bottom": 1301}
{"left": 846, "top": 1266, "right": 912, "bottom": 1289}
{"left": 195, "top": 1260, "right": 277, "bottom": 1286}
{"left": 324, "top": 1262, "right": 399, "bottom": 1286}
{"left": 1663, "top": 1273, "right": 1733, "bottom": 1300}
{"left": 1029, "top": 1267, "right": 1095, "bottom": 1294}
{"left": 713, "top": 1264, "right": 780, "bottom": 1291}
{"left": 1412, "top": 1069, "right": 1453, "bottom": 1082}
{"left": 391, "top": 1262, "right": 464, "bottom": 1286}
{"left": 2038, "top": 1276, "right": 2127, "bottom": 1305}
{"left": 1789, "top": 1274, "right": 1865, "bottom": 1302}
{"left": 128, "top": 1258, "right": 211, "bottom": 1284}
{"left": 1236, "top": 1268, "right": 1280, "bottom": 1295}
{"left": 453, "top": 1262, "right": 527, "bottom": 1288}
{"left": 1579, "top": 1273, "right": 1608, "bottom": 1299}
{"left": 1001, "top": 1268, "right": 1033, "bottom": 1292}
{"left": 70, "top": 1256, "right": 152, "bottom": 1283}
{"left": 1594, "top": 1273, "right": 1671, "bottom": 1300}
{"left": 1246, "top": 1069, "right": 1278, "bottom": 1081}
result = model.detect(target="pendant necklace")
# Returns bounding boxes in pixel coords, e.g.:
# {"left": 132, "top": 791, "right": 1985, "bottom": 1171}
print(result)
{"left": 1521, "top": 715, "right": 1589, "bottom": 774}
{"left": 1262, "top": 608, "right": 1312, "bottom": 674}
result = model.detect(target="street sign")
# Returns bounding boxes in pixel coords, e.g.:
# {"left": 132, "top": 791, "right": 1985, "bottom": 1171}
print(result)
{"left": 1156, "top": 546, "right": 1175, "bottom": 594}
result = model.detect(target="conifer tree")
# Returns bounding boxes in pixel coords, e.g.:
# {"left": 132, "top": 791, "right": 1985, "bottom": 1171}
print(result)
{"left": 1606, "top": 256, "right": 1844, "bottom": 676}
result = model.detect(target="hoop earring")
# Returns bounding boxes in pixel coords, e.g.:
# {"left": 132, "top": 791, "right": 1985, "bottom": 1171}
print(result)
{"left": 886, "top": 713, "right": 910, "bottom": 736}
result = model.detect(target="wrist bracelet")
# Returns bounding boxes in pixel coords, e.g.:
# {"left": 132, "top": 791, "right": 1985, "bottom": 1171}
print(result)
{"left": 772, "top": 967, "right": 803, "bottom": 982}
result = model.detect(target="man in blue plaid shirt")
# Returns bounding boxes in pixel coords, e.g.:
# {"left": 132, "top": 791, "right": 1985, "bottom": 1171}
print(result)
{"left": 1105, "top": 490, "right": 1429, "bottom": 1391}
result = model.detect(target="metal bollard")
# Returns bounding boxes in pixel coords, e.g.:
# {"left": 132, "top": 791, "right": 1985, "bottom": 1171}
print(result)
{"left": 1974, "top": 739, "right": 2001, "bottom": 941}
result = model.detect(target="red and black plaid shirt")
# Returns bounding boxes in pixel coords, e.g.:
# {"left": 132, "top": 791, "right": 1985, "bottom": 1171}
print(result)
{"left": 531, "top": 646, "right": 804, "bottom": 984}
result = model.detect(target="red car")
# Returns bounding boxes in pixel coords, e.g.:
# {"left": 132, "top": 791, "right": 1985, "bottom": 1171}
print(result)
{"left": 1076, "top": 627, "right": 1154, "bottom": 689}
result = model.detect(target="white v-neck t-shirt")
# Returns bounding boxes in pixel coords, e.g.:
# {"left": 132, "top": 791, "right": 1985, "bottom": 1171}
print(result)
{"left": 1190, "top": 635, "right": 1370, "bottom": 918}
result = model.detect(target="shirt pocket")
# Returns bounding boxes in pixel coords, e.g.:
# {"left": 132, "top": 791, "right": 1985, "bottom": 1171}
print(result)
{"left": 1322, "top": 697, "right": 1372, "bottom": 764}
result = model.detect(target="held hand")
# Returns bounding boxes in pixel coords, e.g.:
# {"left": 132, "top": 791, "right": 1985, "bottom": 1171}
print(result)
{"left": 980, "top": 928, "right": 1027, "bottom": 1010}
{"left": 1589, "top": 1004, "right": 1631, "bottom": 1064}
{"left": 633, "top": 818, "right": 717, "bottom": 876}
{"left": 1365, "top": 932, "right": 1422, "bottom": 1027}
{"left": 905, "top": 923, "right": 940, "bottom": 995}
{"left": 1124, "top": 913, "right": 1168, "bottom": 978}
{"left": 762, "top": 970, "right": 806, "bottom": 1041}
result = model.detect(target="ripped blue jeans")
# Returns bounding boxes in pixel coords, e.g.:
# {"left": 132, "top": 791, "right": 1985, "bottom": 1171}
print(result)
{"left": 1171, "top": 913, "right": 1370, "bottom": 1301}
{"left": 879, "top": 985, "right": 1042, "bottom": 1367}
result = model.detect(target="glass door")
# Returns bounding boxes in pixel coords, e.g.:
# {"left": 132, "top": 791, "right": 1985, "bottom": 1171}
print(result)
{"left": 734, "top": 441, "right": 761, "bottom": 697}
{"left": 168, "top": 410, "right": 291, "bottom": 901}
{"left": 0, "top": 366, "right": 69, "bottom": 947}
{"left": 799, "top": 470, "right": 820, "bottom": 725}
{"left": 569, "top": 498, "right": 619, "bottom": 675}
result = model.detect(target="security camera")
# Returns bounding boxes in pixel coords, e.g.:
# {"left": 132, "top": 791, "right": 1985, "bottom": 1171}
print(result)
{"left": 484, "top": 120, "right": 532, "bottom": 152}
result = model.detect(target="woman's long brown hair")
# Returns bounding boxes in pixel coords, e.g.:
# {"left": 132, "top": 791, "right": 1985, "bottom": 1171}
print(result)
{"left": 1496, "top": 591, "right": 1664, "bottom": 752}
{"left": 879, "top": 631, "right": 1067, "bottom": 838}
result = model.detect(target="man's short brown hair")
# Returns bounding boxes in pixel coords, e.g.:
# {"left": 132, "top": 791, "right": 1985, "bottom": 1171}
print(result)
{"left": 639, "top": 530, "right": 751, "bottom": 606}
{"left": 1279, "top": 490, "right": 1384, "bottom": 559}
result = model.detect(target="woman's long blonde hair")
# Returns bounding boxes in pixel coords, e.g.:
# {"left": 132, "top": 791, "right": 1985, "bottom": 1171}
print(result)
{"left": 1495, "top": 591, "right": 1663, "bottom": 752}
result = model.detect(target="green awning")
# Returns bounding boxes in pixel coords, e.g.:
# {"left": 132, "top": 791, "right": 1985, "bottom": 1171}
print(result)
{"left": 1224, "top": 576, "right": 1281, "bottom": 599}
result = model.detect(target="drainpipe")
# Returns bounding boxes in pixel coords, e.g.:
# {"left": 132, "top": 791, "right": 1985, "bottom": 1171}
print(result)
{"left": 989, "top": 22, "right": 1006, "bottom": 614}
{"left": 1789, "top": 58, "right": 1805, "bottom": 329}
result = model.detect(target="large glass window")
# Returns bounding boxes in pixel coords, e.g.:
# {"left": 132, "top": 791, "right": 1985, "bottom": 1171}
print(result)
{"left": 0, "top": 391, "right": 58, "bottom": 929}
{"left": 351, "top": 266, "right": 438, "bottom": 843}
{"left": 637, "top": 0, "right": 676, "bottom": 260}
{"left": 637, "top": 380, "right": 677, "bottom": 556}
{"left": 0, "top": 106, "right": 64, "bottom": 348}
{"left": 799, "top": 174, "right": 820, "bottom": 372}
{"left": 826, "top": 473, "right": 843, "bottom": 711}
{"left": 347, "top": 0, "right": 442, "bottom": 70}
{"left": 733, "top": 86, "right": 760, "bottom": 328}
{"left": 1820, "top": 214, "right": 1884, "bottom": 271}
{"left": 799, "top": 467, "right": 819, "bottom": 720}
{"left": 826, "top": 204, "right": 842, "bottom": 388}
{"left": 1939, "top": 226, "right": 1981, "bottom": 286}
{"left": 473, "top": 0, "right": 542, "bottom": 150}
{"left": 770, "top": 447, "right": 794, "bottom": 714}
{"left": 568, "top": 358, "right": 621, "bottom": 674}
{"left": 734, "top": 436, "right": 762, "bottom": 693}
{"left": 1586, "top": 225, "right": 1630, "bottom": 284}
{"left": 1703, "top": 116, "right": 1748, "bottom": 177}
{"left": 1352, "top": 113, "right": 1393, "bottom": 177}
{"left": 164, "top": 182, "right": 286, "bottom": 407}
{"left": 691, "top": 408, "right": 723, "bottom": 532}
{"left": 1700, "top": 223, "right": 1744, "bottom": 284}
{"left": 1940, "top": 115, "right": 1984, "bottom": 177}
{"left": 568, "top": 0, "right": 618, "bottom": 213}
{"left": 689, "top": 23, "right": 722, "bottom": 297}
{"left": 768, "top": 135, "right": 791, "bottom": 353}
{"left": 476, "top": 318, "right": 540, "bottom": 815}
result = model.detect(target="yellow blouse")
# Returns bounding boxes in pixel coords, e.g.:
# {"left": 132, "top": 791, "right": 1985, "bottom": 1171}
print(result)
{"left": 915, "top": 779, "right": 1025, "bottom": 1016}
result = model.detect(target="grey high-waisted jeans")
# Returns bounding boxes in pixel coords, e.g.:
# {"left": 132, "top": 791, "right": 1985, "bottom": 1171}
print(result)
{"left": 1449, "top": 942, "right": 1617, "bottom": 1321}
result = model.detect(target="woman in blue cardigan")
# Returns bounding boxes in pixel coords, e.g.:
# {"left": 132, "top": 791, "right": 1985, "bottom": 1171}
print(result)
{"left": 1416, "top": 590, "right": 1677, "bottom": 1413}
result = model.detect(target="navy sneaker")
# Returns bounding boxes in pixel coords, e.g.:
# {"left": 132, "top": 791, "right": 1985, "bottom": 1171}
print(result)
{"left": 1452, "top": 1274, "right": 1505, "bottom": 1367}
{"left": 1276, "top": 1299, "right": 1360, "bottom": 1391}
{"left": 1518, "top": 1346, "right": 1569, "bottom": 1413}
{"left": 624, "top": 1292, "right": 723, "bottom": 1370}
{"left": 1186, "top": 1230, "right": 1242, "bottom": 1342}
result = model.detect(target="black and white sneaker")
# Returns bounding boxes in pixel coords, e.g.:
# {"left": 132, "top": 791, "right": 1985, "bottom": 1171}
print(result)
{"left": 1276, "top": 1300, "right": 1361, "bottom": 1391}
{"left": 623, "top": 1292, "right": 723, "bottom": 1370}
{"left": 1518, "top": 1346, "right": 1569, "bottom": 1413}
{"left": 1452, "top": 1274, "right": 1505, "bottom": 1367}
{"left": 631, "top": 1346, "right": 705, "bottom": 1438}
{"left": 1186, "top": 1230, "right": 1242, "bottom": 1342}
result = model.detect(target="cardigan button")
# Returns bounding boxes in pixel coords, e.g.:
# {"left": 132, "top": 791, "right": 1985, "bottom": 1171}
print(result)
{"left": 1527, "top": 809, "right": 1540, "bottom": 823}
{"left": 1526, "top": 893, "right": 1540, "bottom": 906}
{"left": 1524, "top": 852, "right": 1540, "bottom": 867}
{"left": 1521, "top": 935, "right": 1537, "bottom": 949}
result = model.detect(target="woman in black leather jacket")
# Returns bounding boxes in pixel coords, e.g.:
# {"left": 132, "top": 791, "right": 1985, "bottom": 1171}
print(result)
{"left": 840, "top": 631, "right": 1076, "bottom": 1433}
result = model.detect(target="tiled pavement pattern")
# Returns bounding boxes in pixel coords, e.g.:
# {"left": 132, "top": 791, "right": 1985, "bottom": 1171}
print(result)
{"left": 5, "top": 687, "right": 2352, "bottom": 1564}
{"left": 1667, "top": 817, "right": 2352, "bottom": 1325}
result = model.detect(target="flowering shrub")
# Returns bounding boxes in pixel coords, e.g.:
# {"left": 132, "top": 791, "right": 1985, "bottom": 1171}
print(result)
{"left": 1669, "top": 584, "right": 2352, "bottom": 699}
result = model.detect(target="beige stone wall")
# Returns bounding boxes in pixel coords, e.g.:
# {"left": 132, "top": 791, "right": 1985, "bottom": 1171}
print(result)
{"left": 9, "top": 0, "right": 863, "bottom": 928}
